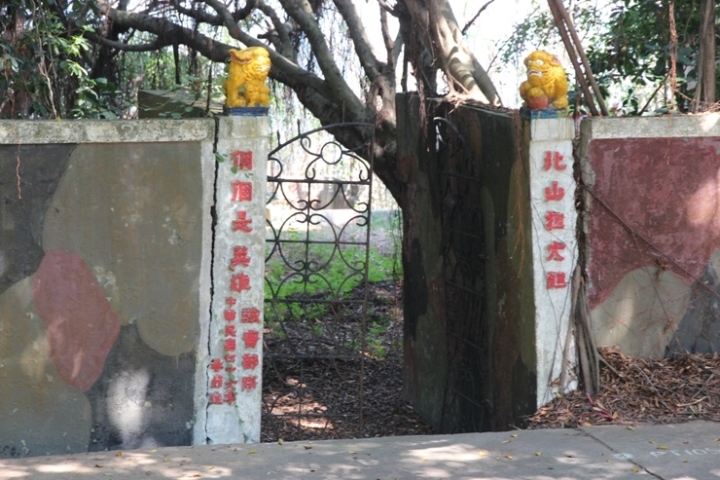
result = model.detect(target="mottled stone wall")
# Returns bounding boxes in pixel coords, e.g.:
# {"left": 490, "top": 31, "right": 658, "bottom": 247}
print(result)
{"left": 0, "top": 120, "right": 215, "bottom": 457}
{"left": 580, "top": 115, "right": 720, "bottom": 358}
{"left": 396, "top": 95, "right": 538, "bottom": 433}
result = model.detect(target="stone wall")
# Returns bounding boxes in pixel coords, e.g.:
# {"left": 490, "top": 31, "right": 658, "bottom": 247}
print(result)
{"left": 0, "top": 118, "right": 266, "bottom": 457}
{"left": 580, "top": 115, "right": 720, "bottom": 358}
{"left": 398, "top": 96, "right": 553, "bottom": 432}
{"left": 396, "top": 95, "right": 578, "bottom": 432}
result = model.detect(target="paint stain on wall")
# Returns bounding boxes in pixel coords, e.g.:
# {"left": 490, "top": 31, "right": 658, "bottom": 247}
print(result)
{"left": 85, "top": 323, "right": 195, "bottom": 451}
{"left": 32, "top": 250, "right": 121, "bottom": 392}
{"left": 0, "top": 144, "right": 74, "bottom": 296}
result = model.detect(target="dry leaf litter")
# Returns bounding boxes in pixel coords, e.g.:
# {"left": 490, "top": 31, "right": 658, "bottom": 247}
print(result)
{"left": 528, "top": 346, "right": 720, "bottom": 429}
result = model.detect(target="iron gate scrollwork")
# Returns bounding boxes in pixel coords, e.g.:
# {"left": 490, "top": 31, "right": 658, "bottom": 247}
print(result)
{"left": 263, "top": 123, "right": 374, "bottom": 440}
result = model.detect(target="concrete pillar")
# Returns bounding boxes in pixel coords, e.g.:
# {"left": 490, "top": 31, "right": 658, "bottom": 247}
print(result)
{"left": 197, "top": 115, "right": 269, "bottom": 444}
{"left": 527, "top": 117, "right": 577, "bottom": 407}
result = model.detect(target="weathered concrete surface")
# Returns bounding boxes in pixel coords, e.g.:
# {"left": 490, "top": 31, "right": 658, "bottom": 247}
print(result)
{"left": 0, "top": 278, "right": 93, "bottom": 458}
{"left": 84, "top": 324, "right": 196, "bottom": 451}
{"left": 0, "top": 119, "right": 215, "bottom": 144}
{"left": 0, "top": 119, "right": 216, "bottom": 456}
{"left": 580, "top": 116, "right": 720, "bottom": 358}
{"left": 33, "top": 250, "right": 121, "bottom": 392}
{"left": 202, "top": 115, "right": 268, "bottom": 445}
{"left": 584, "top": 421, "right": 720, "bottom": 479}
{"left": 396, "top": 94, "right": 536, "bottom": 433}
{"left": 0, "top": 144, "right": 74, "bottom": 296}
{"left": 526, "top": 117, "right": 577, "bottom": 407}
{"left": 1, "top": 422, "right": 718, "bottom": 479}
{"left": 591, "top": 267, "right": 691, "bottom": 358}
{"left": 43, "top": 141, "right": 204, "bottom": 356}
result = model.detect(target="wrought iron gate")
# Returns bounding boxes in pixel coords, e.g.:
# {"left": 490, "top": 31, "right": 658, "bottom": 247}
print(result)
{"left": 262, "top": 123, "right": 374, "bottom": 441}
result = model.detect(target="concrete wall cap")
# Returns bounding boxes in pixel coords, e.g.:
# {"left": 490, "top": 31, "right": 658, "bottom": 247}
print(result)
{"left": 582, "top": 114, "right": 720, "bottom": 139}
{"left": 530, "top": 118, "right": 575, "bottom": 141}
{"left": 0, "top": 119, "right": 216, "bottom": 144}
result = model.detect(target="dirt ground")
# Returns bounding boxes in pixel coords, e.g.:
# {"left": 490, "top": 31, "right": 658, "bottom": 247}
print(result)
{"left": 261, "top": 280, "right": 435, "bottom": 442}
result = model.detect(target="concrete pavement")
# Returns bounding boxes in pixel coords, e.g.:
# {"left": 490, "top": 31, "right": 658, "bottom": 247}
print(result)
{"left": 1, "top": 421, "right": 718, "bottom": 479}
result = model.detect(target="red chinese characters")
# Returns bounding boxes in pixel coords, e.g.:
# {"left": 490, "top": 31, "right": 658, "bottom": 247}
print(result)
{"left": 224, "top": 389, "right": 237, "bottom": 404}
{"left": 232, "top": 211, "right": 253, "bottom": 233}
{"left": 210, "top": 147, "right": 263, "bottom": 407}
{"left": 543, "top": 151, "right": 567, "bottom": 171}
{"left": 544, "top": 181, "right": 565, "bottom": 201}
{"left": 231, "top": 181, "right": 253, "bottom": 202}
{"left": 547, "top": 272, "right": 568, "bottom": 289}
{"left": 208, "top": 358, "right": 230, "bottom": 405}
{"left": 224, "top": 338, "right": 237, "bottom": 352}
{"left": 241, "top": 375, "right": 258, "bottom": 391}
{"left": 546, "top": 241, "right": 566, "bottom": 261}
{"left": 241, "top": 307, "right": 260, "bottom": 324}
{"left": 230, "top": 246, "right": 251, "bottom": 269}
{"left": 231, "top": 150, "right": 253, "bottom": 171}
{"left": 540, "top": 150, "right": 570, "bottom": 291}
{"left": 210, "top": 374, "right": 224, "bottom": 389}
{"left": 242, "top": 353, "right": 259, "bottom": 370}
{"left": 544, "top": 211, "right": 565, "bottom": 231}
{"left": 230, "top": 273, "right": 251, "bottom": 293}
{"left": 210, "top": 358, "right": 223, "bottom": 372}
{"left": 243, "top": 330, "right": 260, "bottom": 349}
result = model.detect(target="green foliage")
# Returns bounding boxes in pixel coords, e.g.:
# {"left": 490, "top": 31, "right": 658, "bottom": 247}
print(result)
{"left": 265, "top": 239, "right": 400, "bottom": 301}
{"left": 584, "top": 0, "right": 710, "bottom": 113}
{"left": 264, "top": 216, "right": 402, "bottom": 351}
{"left": 0, "top": 1, "right": 122, "bottom": 118}
{"left": 0, "top": 0, "right": 226, "bottom": 119}
{"left": 367, "top": 320, "right": 389, "bottom": 358}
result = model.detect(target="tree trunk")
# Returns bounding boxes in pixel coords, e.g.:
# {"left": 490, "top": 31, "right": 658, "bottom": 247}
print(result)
{"left": 693, "top": 0, "right": 716, "bottom": 111}
{"left": 400, "top": 0, "right": 501, "bottom": 105}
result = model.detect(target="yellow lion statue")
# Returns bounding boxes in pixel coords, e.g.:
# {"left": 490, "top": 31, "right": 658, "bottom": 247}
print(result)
{"left": 519, "top": 51, "right": 568, "bottom": 110}
{"left": 223, "top": 46, "right": 271, "bottom": 108}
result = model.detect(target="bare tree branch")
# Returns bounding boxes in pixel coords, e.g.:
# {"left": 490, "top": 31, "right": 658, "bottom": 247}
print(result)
{"left": 170, "top": 0, "right": 256, "bottom": 26}
{"left": 332, "top": 0, "right": 385, "bottom": 81}
{"left": 461, "top": 0, "right": 495, "bottom": 36}
{"left": 401, "top": 0, "right": 500, "bottom": 104}
{"left": 377, "top": 0, "right": 398, "bottom": 16}
{"left": 85, "top": 32, "right": 170, "bottom": 51}
{"left": 102, "top": 2, "right": 327, "bottom": 95}
{"left": 276, "top": 0, "right": 364, "bottom": 120}
{"left": 379, "top": 4, "right": 395, "bottom": 64}
{"left": 82, "top": 0, "right": 499, "bottom": 203}
{"left": 255, "top": 1, "right": 293, "bottom": 57}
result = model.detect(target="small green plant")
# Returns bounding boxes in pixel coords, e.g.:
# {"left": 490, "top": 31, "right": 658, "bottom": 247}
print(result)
{"left": 366, "top": 321, "right": 389, "bottom": 358}
{"left": 312, "top": 323, "right": 324, "bottom": 337}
